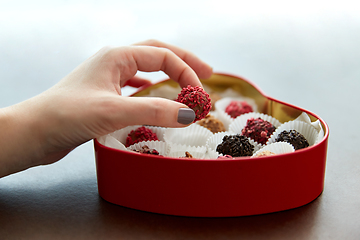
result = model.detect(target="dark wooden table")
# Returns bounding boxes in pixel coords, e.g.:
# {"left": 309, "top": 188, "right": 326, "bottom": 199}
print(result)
{"left": 1, "top": 2, "right": 359, "bottom": 239}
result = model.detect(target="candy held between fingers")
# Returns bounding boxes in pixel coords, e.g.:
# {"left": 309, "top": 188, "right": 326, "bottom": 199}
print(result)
{"left": 175, "top": 85, "right": 211, "bottom": 122}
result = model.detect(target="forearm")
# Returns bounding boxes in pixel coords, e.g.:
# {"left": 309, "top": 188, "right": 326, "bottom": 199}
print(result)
{"left": 0, "top": 41, "right": 213, "bottom": 178}
{"left": 0, "top": 99, "right": 48, "bottom": 177}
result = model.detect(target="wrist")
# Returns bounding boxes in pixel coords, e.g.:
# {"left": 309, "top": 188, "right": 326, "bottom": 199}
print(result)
{"left": 0, "top": 98, "right": 50, "bottom": 177}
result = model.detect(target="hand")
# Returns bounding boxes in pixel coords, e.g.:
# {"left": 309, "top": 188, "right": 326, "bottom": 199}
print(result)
{"left": 0, "top": 40, "right": 213, "bottom": 177}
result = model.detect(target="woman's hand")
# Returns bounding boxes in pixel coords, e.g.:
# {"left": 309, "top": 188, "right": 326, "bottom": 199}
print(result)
{"left": 0, "top": 40, "right": 212, "bottom": 177}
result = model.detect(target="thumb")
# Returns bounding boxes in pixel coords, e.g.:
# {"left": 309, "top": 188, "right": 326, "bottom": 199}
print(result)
{"left": 113, "top": 97, "right": 195, "bottom": 128}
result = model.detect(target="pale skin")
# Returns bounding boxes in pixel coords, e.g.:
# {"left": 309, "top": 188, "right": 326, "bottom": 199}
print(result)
{"left": 0, "top": 40, "right": 213, "bottom": 178}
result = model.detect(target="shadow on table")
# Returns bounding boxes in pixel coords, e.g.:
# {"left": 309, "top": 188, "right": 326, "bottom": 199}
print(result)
{"left": 0, "top": 177, "right": 322, "bottom": 239}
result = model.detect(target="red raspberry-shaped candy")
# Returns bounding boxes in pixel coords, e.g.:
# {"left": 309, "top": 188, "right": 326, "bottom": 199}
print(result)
{"left": 175, "top": 85, "right": 211, "bottom": 122}
{"left": 241, "top": 118, "right": 275, "bottom": 144}
{"left": 126, "top": 126, "right": 159, "bottom": 147}
{"left": 225, "top": 101, "right": 253, "bottom": 118}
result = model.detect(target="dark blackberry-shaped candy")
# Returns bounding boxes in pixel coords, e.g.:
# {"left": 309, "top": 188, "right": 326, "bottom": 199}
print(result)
{"left": 275, "top": 130, "right": 309, "bottom": 150}
{"left": 216, "top": 134, "right": 254, "bottom": 157}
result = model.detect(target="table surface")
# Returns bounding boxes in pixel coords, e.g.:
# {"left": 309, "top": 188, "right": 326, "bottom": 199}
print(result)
{"left": 1, "top": 1, "right": 360, "bottom": 239}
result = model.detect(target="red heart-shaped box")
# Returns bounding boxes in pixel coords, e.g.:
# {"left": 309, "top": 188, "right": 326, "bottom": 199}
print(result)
{"left": 94, "top": 73, "right": 329, "bottom": 217}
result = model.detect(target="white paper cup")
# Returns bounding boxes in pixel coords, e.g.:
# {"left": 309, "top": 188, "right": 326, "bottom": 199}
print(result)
{"left": 294, "top": 112, "right": 325, "bottom": 144}
{"left": 96, "top": 135, "right": 106, "bottom": 145}
{"left": 110, "top": 125, "right": 141, "bottom": 145}
{"left": 146, "top": 126, "right": 166, "bottom": 141}
{"left": 196, "top": 114, "right": 227, "bottom": 133}
{"left": 110, "top": 125, "right": 165, "bottom": 146}
{"left": 102, "top": 135, "right": 127, "bottom": 151}
{"left": 267, "top": 120, "right": 319, "bottom": 149}
{"left": 204, "top": 148, "right": 220, "bottom": 159}
{"left": 215, "top": 97, "right": 258, "bottom": 117}
{"left": 228, "top": 112, "right": 281, "bottom": 144}
{"left": 208, "top": 133, "right": 262, "bottom": 156}
{"left": 206, "top": 131, "right": 234, "bottom": 151}
{"left": 229, "top": 112, "right": 281, "bottom": 133}
{"left": 127, "top": 140, "right": 169, "bottom": 156}
{"left": 213, "top": 108, "right": 234, "bottom": 131}
{"left": 167, "top": 143, "right": 207, "bottom": 158}
{"left": 164, "top": 124, "right": 213, "bottom": 147}
{"left": 217, "top": 88, "right": 244, "bottom": 98}
{"left": 252, "top": 142, "right": 295, "bottom": 157}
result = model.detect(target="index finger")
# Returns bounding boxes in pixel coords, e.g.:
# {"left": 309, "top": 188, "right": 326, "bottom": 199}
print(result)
{"left": 115, "top": 46, "right": 204, "bottom": 88}
{"left": 133, "top": 40, "right": 213, "bottom": 79}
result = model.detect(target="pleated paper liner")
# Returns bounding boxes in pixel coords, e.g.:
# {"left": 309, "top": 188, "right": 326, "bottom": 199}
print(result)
{"left": 228, "top": 112, "right": 281, "bottom": 144}
{"left": 163, "top": 124, "right": 213, "bottom": 147}
{"left": 107, "top": 125, "right": 166, "bottom": 146}
{"left": 127, "top": 140, "right": 170, "bottom": 156}
{"left": 214, "top": 97, "right": 259, "bottom": 130}
{"left": 97, "top": 135, "right": 127, "bottom": 151}
{"left": 252, "top": 142, "right": 295, "bottom": 157}
{"left": 229, "top": 112, "right": 281, "bottom": 133}
{"left": 294, "top": 112, "right": 325, "bottom": 144}
{"left": 167, "top": 143, "right": 208, "bottom": 159}
{"left": 206, "top": 131, "right": 234, "bottom": 150}
{"left": 206, "top": 132, "right": 262, "bottom": 156}
{"left": 266, "top": 120, "right": 319, "bottom": 148}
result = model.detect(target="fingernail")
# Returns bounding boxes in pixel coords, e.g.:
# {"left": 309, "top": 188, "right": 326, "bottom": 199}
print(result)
{"left": 177, "top": 108, "right": 195, "bottom": 125}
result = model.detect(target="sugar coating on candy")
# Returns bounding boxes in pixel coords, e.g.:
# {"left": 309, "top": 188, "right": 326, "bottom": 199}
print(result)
{"left": 133, "top": 145, "right": 160, "bottom": 155}
{"left": 254, "top": 150, "right": 275, "bottom": 157}
{"left": 216, "top": 134, "right": 254, "bottom": 157}
{"left": 275, "top": 130, "right": 309, "bottom": 150}
{"left": 241, "top": 118, "right": 276, "bottom": 144}
{"left": 225, "top": 101, "right": 253, "bottom": 118}
{"left": 126, "top": 126, "right": 159, "bottom": 147}
{"left": 197, "top": 114, "right": 226, "bottom": 133}
{"left": 175, "top": 85, "right": 211, "bottom": 122}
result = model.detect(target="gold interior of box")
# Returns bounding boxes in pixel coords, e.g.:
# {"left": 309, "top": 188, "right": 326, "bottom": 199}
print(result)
{"left": 133, "top": 74, "right": 322, "bottom": 128}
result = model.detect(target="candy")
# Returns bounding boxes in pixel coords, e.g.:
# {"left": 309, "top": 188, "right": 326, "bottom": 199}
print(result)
{"left": 126, "top": 126, "right": 159, "bottom": 147}
{"left": 176, "top": 85, "right": 211, "bottom": 122}
{"left": 216, "top": 134, "right": 254, "bottom": 157}
{"left": 197, "top": 114, "right": 226, "bottom": 133}
{"left": 225, "top": 101, "right": 253, "bottom": 118}
{"left": 275, "top": 130, "right": 309, "bottom": 150}
{"left": 241, "top": 118, "right": 276, "bottom": 144}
